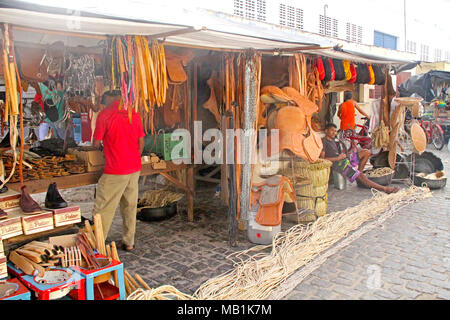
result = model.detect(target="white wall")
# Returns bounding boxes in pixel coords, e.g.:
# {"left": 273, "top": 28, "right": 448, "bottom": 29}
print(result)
{"left": 197, "top": 0, "right": 450, "bottom": 62}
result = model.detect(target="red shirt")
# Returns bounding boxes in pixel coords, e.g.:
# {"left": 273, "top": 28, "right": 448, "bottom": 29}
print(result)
{"left": 93, "top": 101, "right": 145, "bottom": 175}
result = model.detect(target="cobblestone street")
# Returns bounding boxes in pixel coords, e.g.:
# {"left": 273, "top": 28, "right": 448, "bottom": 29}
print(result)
{"left": 31, "top": 147, "right": 449, "bottom": 299}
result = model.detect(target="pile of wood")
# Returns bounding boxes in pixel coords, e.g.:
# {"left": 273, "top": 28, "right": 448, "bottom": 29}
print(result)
{"left": 9, "top": 241, "right": 65, "bottom": 277}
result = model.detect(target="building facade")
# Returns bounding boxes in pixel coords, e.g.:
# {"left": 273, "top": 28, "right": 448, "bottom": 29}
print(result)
{"left": 195, "top": 0, "right": 449, "bottom": 62}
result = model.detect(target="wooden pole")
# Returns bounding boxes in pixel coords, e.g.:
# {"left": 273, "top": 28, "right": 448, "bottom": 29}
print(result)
{"left": 239, "top": 52, "right": 258, "bottom": 222}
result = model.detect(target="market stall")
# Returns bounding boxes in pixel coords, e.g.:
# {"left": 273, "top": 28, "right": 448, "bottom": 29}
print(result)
{"left": 0, "top": 1, "right": 441, "bottom": 301}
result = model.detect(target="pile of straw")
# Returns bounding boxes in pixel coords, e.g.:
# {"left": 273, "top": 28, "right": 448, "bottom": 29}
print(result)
{"left": 127, "top": 186, "right": 432, "bottom": 300}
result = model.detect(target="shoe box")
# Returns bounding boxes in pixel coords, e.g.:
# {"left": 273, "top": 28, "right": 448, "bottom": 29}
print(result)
{"left": 5, "top": 208, "right": 54, "bottom": 236}
{"left": 0, "top": 236, "right": 5, "bottom": 279}
{"left": 67, "top": 147, "right": 105, "bottom": 172}
{"left": 47, "top": 206, "right": 81, "bottom": 227}
{"left": 0, "top": 189, "right": 21, "bottom": 211}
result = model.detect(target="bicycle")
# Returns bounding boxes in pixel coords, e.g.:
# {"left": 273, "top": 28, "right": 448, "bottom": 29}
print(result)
{"left": 405, "top": 116, "right": 445, "bottom": 150}
{"left": 337, "top": 117, "right": 372, "bottom": 153}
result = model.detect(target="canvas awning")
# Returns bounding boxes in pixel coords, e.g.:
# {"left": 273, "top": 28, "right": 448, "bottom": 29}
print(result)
{"left": 0, "top": 5, "right": 329, "bottom": 51}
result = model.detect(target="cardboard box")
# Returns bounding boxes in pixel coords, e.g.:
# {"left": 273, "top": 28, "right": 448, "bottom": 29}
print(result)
{"left": 152, "top": 161, "right": 167, "bottom": 170}
{"left": 0, "top": 214, "right": 23, "bottom": 239}
{"left": 49, "top": 206, "right": 81, "bottom": 227}
{"left": 68, "top": 148, "right": 105, "bottom": 172}
{"left": 0, "top": 256, "right": 6, "bottom": 279}
{"left": 0, "top": 189, "right": 21, "bottom": 210}
{"left": 21, "top": 212, "right": 54, "bottom": 235}
{"left": 6, "top": 208, "right": 54, "bottom": 236}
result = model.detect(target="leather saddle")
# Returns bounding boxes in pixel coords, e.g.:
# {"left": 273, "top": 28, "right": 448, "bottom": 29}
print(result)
{"left": 250, "top": 175, "right": 296, "bottom": 226}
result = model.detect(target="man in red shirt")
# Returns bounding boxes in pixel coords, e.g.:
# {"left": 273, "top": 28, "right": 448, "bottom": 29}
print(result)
{"left": 92, "top": 90, "right": 145, "bottom": 251}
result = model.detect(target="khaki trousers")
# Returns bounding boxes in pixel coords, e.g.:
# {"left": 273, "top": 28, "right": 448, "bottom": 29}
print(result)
{"left": 93, "top": 171, "right": 140, "bottom": 247}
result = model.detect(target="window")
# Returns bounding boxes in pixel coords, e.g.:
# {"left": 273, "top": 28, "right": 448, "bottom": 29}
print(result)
{"left": 234, "top": 0, "right": 244, "bottom": 17}
{"left": 446, "top": 51, "right": 450, "bottom": 62}
{"left": 434, "top": 48, "right": 442, "bottom": 62}
{"left": 233, "top": 0, "right": 266, "bottom": 22}
{"left": 374, "top": 31, "right": 397, "bottom": 50}
{"left": 406, "top": 40, "right": 417, "bottom": 53}
{"left": 319, "top": 15, "right": 338, "bottom": 38}
{"left": 345, "top": 23, "right": 362, "bottom": 43}
{"left": 279, "top": 4, "right": 304, "bottom": 30}
{"left": 420, "top": 44, "right": 430, "bottom": 61}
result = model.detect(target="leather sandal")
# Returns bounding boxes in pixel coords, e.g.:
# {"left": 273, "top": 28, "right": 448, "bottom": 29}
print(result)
{"left": 118, "top": 241, "right": 135, "bottom": 252}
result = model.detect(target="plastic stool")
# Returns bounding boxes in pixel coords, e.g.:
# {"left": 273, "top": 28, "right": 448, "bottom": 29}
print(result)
{"left": 0, "top": 278, "right": 31, "bottom": 300}
{"left": 19, "top": 267, "right": 85, "bottom": 300}
{"left": 7, "top": 262, "right": 25, "bottom": 278}
{"left": 70, "top": 253, "right": 125, "bottom": 300}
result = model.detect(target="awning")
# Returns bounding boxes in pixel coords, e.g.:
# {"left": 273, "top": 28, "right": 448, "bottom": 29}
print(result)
{"left": 0, "top": 5, "right": 330, "bottom": 51}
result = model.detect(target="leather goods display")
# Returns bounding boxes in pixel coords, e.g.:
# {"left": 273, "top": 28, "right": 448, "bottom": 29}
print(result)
{"left": 260, "top": 85, "right": 293, "bottom": 104}
{"left": 282, "top": 86, "right": 318, "bottom": 116}
{"left": 19, "top": 185, "right": 42, "bottom": 214}
{"left": 0, "top": 207, "right": 7, "bottom": 220}
{"left": 322, "top": 58, "right": 333, "bottom": 82}
{"left": 372, "top": 65, "right": 386, "bottom": 85}
{"left": 45, "top": 182, "right": 68, "bottom": 209}
{"left": 250, "top": 175, "right": 296, "bottom": 226}
{"left": 332, "top": 59, "right": 345, "bottom": 81}
{"left": 303, "top": 115, "right": 323, "bottom": 162}
{"left": 202, "top": 70, "right": 221, "bottom": 124}
{"left": 343, "top": 60, "right": 352, "bottom": 80}
{"left": 315, "top": 57, "right": 325, "bottom": 81}
{"left": 356, "top": 63, "right": 370, "bottom": 84}
{"left": 368, "top": 65, "right": 376, "bottom": 85}
{"left": 348, "top": 63, "right": 357, "bottom": 83}
{"left": 165, "top": 51, "right": 187, "bottom": 84}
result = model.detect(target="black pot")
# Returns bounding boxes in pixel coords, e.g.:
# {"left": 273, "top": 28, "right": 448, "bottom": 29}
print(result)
{"left": 413, "top": 175, "right": 447, "bottom": 190}
{"left": 137, "top": 202, "right": 177, "bottom": 222}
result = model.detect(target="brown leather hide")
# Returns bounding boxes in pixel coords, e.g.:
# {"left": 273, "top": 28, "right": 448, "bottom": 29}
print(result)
{"left": 261, "top": 56, "right": 289, "bottom": 88}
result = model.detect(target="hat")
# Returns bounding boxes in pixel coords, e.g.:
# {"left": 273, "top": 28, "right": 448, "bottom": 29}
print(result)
{"left": 411, "top": 122, "right": 427, "bottom": 153}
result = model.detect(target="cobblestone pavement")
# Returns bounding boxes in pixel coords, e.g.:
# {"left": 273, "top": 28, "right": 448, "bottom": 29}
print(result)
{"left": 31, "top": 147, "right": 449, "bottom": 298}
{"left": 284, "top": 147, "right": 449, "bottom": 300}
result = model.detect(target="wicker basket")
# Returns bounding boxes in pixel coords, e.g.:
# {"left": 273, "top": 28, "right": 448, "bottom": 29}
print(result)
{"left": 291, "top": 159, "right": 332, "bottom": 187}
{"left": 296, "top": 193, "right": 328, "bottom": 217}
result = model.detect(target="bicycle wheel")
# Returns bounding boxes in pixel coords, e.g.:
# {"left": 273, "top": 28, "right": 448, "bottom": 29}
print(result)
{"left": 431, "top": 125, "right": 444, "bottom": 150}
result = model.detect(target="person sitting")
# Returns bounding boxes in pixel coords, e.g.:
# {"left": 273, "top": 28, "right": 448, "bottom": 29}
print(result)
{"left": 321, "top": 123, "right": 399, "bottom": 194}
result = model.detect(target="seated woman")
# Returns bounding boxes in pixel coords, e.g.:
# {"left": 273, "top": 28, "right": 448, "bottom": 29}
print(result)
{"left": 321, "top": 123, "right": 399, "bottom": 194}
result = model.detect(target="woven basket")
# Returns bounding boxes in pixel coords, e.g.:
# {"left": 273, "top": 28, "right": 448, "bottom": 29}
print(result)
{"left": 296, "top": 193, "right": 328, "bottom": 217}
{"left": 292, "top": 159, "right": 332, "bottom": 187}
{"left": 295, "top": 183, "right": 328, "bottom": 198}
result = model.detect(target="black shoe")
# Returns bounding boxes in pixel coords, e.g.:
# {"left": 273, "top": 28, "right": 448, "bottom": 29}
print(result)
{"left": 0, "top": 185, "right": 8, "bottom": 194}
{"left": 45, "top": 182, "right": 68, "bottom": 209}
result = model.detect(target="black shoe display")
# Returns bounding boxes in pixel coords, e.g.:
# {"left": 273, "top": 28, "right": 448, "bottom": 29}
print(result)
{"left": 0, "top": 184, "right": 8, "bottom": 194}
{"left": 45, "top": 182, "right": 68, "bottom": 209}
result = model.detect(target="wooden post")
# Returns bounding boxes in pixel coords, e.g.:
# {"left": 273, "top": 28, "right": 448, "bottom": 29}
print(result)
{"left": 220, "top": 114, "right": 229, "bottom": 205}
{"left": 239, "top": 53, "right": 258, "bottom": 222}
{"left": 186, "top": 64, "right": 195, "bottom": 222}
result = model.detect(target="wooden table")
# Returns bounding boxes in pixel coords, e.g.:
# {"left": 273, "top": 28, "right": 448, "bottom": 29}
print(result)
{"left": 7, "top": 160, "right": 196, "bottom": 221}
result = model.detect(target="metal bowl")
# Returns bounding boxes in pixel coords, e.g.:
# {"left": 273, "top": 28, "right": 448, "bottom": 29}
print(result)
{"left": 357, "top": 171, "right": 394, "bottom": 188}
{"left": 137, "top": 202, "right": 177, "bottom": 222}
{"left": 413, "top": 175, "right": 447, "bottom": 189}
